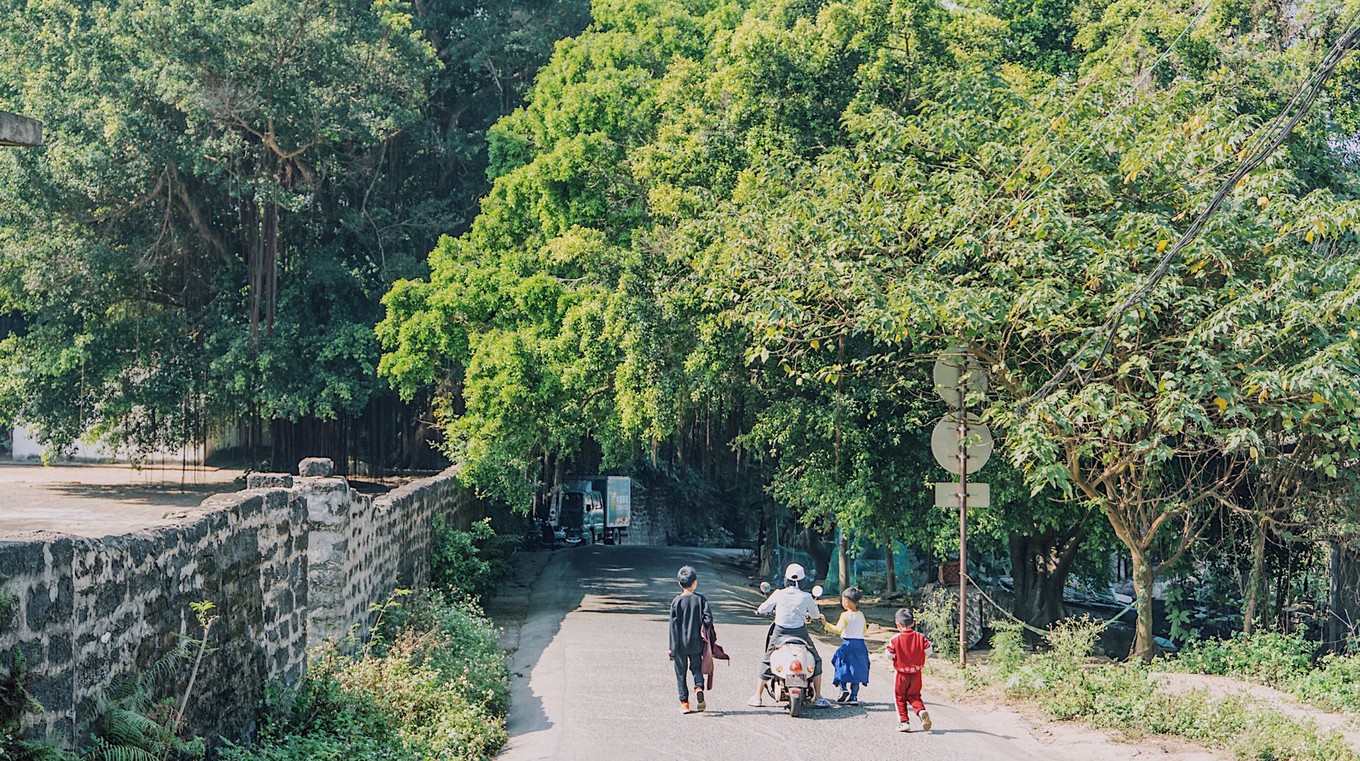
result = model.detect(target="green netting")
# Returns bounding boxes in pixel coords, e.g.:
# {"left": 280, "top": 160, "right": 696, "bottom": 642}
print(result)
{"left": 763, "top": 516, "right": 920, "bottom": 597}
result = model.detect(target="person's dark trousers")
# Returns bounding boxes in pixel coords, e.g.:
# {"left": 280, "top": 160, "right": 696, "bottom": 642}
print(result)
{"left": 673, "top": 652, "right": 703, "bottom": 702}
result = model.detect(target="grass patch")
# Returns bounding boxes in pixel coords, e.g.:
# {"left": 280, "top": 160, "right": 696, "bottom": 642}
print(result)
{"left": 986, "top": 620, "right": 1360, "bottom": 761}
{"left": 1172, "top": 630, "right": 1360, "bottom": 715}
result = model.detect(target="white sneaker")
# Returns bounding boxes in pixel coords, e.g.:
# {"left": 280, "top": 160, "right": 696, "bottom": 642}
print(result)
{"left": 899, "top": 721, "right": 912, "bottom": 732}
{"left": 747, "top": 694, "right": 764, "bottom": 707}
{"left": 813, "top": 695, "right": 834, "bottom": 708}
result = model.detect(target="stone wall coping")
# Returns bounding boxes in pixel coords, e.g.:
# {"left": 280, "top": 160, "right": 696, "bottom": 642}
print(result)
{"left": 373, "top": 464, "right": 463, "bottom": 508}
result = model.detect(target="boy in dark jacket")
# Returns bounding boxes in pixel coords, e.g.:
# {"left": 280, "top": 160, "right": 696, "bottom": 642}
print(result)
{"left": 670, "top": 565, "right": 712, "bottom": 713}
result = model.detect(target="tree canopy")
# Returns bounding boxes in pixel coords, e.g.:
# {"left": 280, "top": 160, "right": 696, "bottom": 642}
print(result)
{"left": 378, "top": 0, "right": 1360, "bottom": 651}
{"left": 0, "top": 0, "right": 588, "bottom": 462}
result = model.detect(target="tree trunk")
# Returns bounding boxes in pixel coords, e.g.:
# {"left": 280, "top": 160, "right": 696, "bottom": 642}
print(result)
{"left": 804, "top": 529, "right": 832, "bottom": 585}
{"left": 1244, "top": 518, "right": 1268, "bottom": 634}
{"left": 1327, "top": 541, "right": 1360, "bottom": 651}
{"left": 838, "top": 530, "right": 850, "bottom": 591}
{"left": 1009, "top": 530, "right": 1078, "bottom": 640}
{"left": 884, "top": 543, "right": 897, "bottom": 594}
{"left": 1130, "top": 550, "right": 1157, "bottom": 662}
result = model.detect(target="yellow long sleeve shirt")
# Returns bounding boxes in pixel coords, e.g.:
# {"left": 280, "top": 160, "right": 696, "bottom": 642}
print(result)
{"left": 824, "top": 610, "right": 866, "bottom": 639}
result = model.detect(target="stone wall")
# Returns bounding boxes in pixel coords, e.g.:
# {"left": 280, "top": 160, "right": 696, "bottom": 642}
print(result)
{"left": 619, "top": 479, "right": 670, "bottom": 546}
{"left": 0, "top": 460, "right": 475, "bottom": 747}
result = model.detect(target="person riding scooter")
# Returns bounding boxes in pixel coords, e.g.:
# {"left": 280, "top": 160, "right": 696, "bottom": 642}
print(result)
{"left": 749, "top": 563, "right": 833, "bottom": 708}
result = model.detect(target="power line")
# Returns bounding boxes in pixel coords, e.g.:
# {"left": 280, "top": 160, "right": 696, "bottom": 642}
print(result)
{"left": 1027, "top": 20, "right": 1360, "bottom": 406}
{"left": 949, "top": 3, "right": 1155, "bottom": 235}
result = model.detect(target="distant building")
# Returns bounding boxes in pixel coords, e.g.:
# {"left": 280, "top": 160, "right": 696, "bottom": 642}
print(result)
{"left": 0, "top": 110, "right": 42, "bottom": 147}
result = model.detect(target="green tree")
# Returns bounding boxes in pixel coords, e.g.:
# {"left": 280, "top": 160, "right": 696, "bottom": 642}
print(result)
{"left": 0, "top": 0, "right": 587, "bottom": 464}
{"left": 709, "top": 0, "right": 1360, "bottom": 656}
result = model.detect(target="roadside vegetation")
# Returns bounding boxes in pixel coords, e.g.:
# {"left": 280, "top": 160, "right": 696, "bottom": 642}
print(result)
{"left": 913, "top": 616, "right": 1360, "bottom": 761}
{"left": 220, "top": 590, "right": 509, "bottom": 761}
{"left": 220, "top": 521, "right": 513, "bottom": 761}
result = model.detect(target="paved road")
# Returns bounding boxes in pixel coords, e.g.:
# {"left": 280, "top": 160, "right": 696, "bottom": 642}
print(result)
{"left": 488, "top": 545, "right": 1049, "bottom": 761}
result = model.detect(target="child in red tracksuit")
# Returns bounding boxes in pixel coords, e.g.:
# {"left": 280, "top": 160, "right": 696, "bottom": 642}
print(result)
{"left": 886, "top": 608, "right": 933, "bottom": 732}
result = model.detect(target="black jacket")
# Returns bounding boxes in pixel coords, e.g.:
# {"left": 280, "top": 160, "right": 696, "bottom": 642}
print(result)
{"left": 669, "top": 592, "right": 711, "bottom": 656}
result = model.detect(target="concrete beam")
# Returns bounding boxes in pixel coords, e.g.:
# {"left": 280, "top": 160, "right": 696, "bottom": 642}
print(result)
{"left": 0, "top": 111, "right": 43, "bottom": 147}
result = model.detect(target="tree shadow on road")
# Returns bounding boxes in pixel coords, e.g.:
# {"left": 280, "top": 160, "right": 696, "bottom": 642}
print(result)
{"left": 46, "top": 482, "right": 228, "bottom": 506}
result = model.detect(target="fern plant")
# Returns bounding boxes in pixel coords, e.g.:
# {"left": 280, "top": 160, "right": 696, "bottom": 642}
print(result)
{"left": 83, "top": 601, "right": 217, "bottom": 761}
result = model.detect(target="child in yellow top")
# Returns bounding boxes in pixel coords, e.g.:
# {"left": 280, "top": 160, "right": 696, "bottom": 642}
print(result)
{"left": 824, "top": 587, "right": 869, "bottom": 704}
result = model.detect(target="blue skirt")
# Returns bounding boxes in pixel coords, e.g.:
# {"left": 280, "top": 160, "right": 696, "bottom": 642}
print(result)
{"left": 832, "top": 638, "right": 870, "bottom": 686}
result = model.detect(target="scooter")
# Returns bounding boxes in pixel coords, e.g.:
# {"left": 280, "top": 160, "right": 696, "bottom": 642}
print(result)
{"left": 758, "top": 581, "right": 824, "bottom": 717}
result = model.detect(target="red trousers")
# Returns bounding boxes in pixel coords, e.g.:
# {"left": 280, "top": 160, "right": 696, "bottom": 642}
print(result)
{"left": 894, "top": 671, "right": 925, "bottom": 722}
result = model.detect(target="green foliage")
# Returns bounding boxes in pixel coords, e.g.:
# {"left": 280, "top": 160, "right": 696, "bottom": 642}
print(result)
{"left": 430, "top": 517, "right": 515, "bottom": 601}
{"left": 223, "top": 589, "right": 509, "bottom": 761}
{"left": 0, "top": 0, "right": 588, "bottom": 458}
{"left": 1174, "top": 631, "right": 1313, "bottom": 687}
{"left": 1172, "top": 631, "right": 1360, "bottom": 715}
{"left": 1291, "top": 652, "right": 1360, "bottom": 714}
{"left": 986, "top": 0, "right": 1107, "bottom": 73}
{"left": 913, "top": 588, "right": 959, "bottom": 662}
{"left": 378, "top": 1, "right": 1360, "bottom": 666}
{"left": 1, "top": 600, "right": 218, "bottom": 760}
{"left": 1161, "top": 584, "right": 1199, "bottom": 645}
{"left": 79, "top": 606, "right": 216, "bottom": 761}
{"left": 998, "top": 630, "right": 1360, "bottom": 761}
{"left": 1, "top": 648, "right": 80, "bottom": 761}
{"left": 988, "top": 619, "right": 1027, "bottom": 678}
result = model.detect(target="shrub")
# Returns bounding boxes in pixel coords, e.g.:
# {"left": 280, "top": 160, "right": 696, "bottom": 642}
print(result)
{"left": 224, "top": 589, "right": 509, "bottom": 761}
{"left": 431, "top": 517, "right": 515, "bottom": 600}
{"left": 1042, "top": 617, "right": 1101, "bottom": 676}
{"left": 406, "top": 591, "right": 511, "bottom": 719}
{"left": 1287, "top": 651, "right": 1360, "bottom": 714}
{"left": 914, "top": 589, "right": 958, "bottom": 662}
{"left": 989, "top": 619, "right": 1026, "bottom": 679}
{"left": 1173, "top": 630, "right": 1312, "bottom": 687}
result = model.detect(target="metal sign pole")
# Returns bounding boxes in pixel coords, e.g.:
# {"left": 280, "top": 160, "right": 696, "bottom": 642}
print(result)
{"left": 931, "top": 347, "right": 990, "bottom": 669}
{"left": 957, "top": 387, "right": 967, "bottom": 669}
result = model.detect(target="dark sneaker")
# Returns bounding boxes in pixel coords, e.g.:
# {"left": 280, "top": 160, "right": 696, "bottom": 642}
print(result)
{"left": 836, "top": 690, "right": 850, "bottom": 702}
{"left": 694, "top": 689, "right": 706, "bottom": 712}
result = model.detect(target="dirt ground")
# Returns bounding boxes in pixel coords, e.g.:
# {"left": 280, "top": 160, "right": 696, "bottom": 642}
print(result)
{"left": 0, "top": 461, "right": 245, "bottom": 538}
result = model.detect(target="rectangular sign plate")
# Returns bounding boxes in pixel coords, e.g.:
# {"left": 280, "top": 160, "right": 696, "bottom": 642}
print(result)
{"left": 934, "top": 482, "right": 989, "bottom": 509}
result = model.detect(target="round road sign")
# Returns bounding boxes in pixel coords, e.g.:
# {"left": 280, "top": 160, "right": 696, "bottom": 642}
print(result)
{"left": 933, "top": 348, "right": 988, "bottom": 407}
{"left": 930, "top": 413, "right": 993, "bottom": 475}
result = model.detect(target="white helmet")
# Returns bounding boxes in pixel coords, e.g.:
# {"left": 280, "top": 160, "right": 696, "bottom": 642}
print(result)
{"left": 784, "top": 563, "right": 806, "bottom": 582}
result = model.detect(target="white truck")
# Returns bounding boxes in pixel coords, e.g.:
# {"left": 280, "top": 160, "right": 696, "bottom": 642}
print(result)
{"left": 549, "top": 475, "right": 631, "bottom": 545}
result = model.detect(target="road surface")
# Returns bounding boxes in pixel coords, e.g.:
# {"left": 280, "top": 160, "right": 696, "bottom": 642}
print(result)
{"left": 487, "top": 545, "right": 1056, "bottom": 761}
